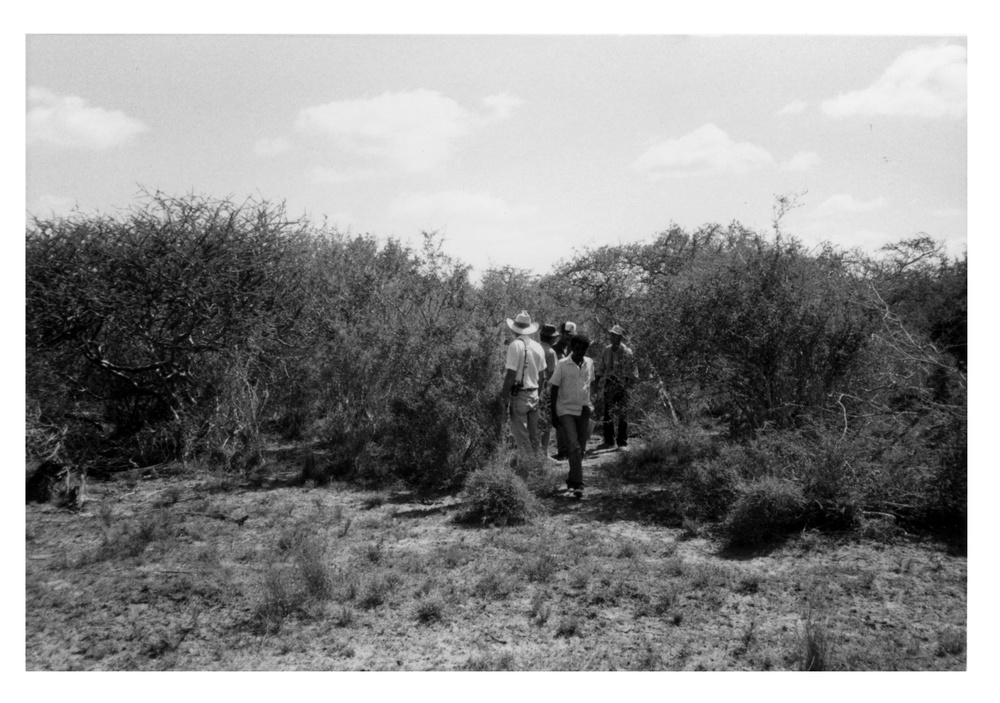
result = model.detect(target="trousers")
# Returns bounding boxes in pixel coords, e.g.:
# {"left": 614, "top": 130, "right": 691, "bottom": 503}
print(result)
{"left": 558, "top": 406, "right": 592, "bottom": 489}
{"left": 509, "top": 390, "right": 541, "bottom": 468}
{"left": 602, "top": 380, "right": 629, "bottom": 447}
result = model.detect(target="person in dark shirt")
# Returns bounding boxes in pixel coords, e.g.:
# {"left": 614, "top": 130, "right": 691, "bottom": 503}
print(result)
{"left": 594, "top": 324, "right": 639, "bottom": 451}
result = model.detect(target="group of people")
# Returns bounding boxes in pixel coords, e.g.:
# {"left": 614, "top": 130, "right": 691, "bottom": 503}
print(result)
{"left": 500, "top": 310, "right": 639, "bottom": 499}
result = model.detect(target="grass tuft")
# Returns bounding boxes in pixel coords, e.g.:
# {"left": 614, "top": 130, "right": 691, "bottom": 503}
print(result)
{"left": 936, "top": 628, "right": 965, "bottom": 657}
{"left": 473, "top": 568, "right": 517, "bottom": 600}
{"left": 415, "top": 595, "right": 446, "bottom": 624}
{"left": 523, "top": 554, "right": 557, "bottom": 582}
{"left": 529, "top": 591, "right": 551, "bottom": 625}
{"left": 799, "top": 607, "right": 833, "bottom": 671}
{"left": 555, "top": 615, "right": 583, "bottom": 638}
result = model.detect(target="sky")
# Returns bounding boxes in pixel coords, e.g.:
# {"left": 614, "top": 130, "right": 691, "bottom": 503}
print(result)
{"left": 24, "top": 32, "right": 969, "bottom": 276}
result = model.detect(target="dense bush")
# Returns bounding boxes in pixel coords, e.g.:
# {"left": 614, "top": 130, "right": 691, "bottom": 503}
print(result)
{"left": 25, "top": 191, "right": 965, "bottom": 537}
{"left": 25, "top": 193, "right": 541, "bottom": 487}
{"left": 26, "top": 192, "right": 318, "bottom": 469}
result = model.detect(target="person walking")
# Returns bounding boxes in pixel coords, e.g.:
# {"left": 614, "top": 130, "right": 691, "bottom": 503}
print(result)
{"left": 594, "top": 324, "right": 639, "bottom": 451}
{"left": 549, "top": 333, "right": 596, "bottom": 498}
{"left": 538, "top": 323, "right": 560, "bottom": 461}
{"left": 550, "top": 320, "right": 577, "bottom": 460}
{"left": 500, "top": 311, "right": 549, "bottom": 472}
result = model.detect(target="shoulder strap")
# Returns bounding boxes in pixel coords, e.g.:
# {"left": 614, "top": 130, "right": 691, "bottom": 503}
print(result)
{"left": 517, "top": 338, "right": 527, "bottom": 384}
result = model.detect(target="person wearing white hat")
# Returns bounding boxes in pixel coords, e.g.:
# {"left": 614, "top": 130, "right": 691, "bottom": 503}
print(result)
{"left": 500, "top": 310, "right": 549, "bottom": 471}
{"left": 594, "top": 324, "right": 639, "bottom": 451}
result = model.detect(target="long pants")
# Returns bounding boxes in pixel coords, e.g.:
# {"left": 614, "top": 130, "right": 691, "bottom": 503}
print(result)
{"left": 541, "top": 389, "right": 569, "bottom": 456}
{"left": 509, "top": 390, "right": 540, "bottom": 471}
{"left": 538, "top": 388, "right": 553, "bottom": 456}
{"left": 555, "top": 420, "right": 568, "bottom": 456}
{"left": 602, "top": 380, "right": 629, "bottom": 447}
{"left": 558, "top": 407, "right": 593, "bottom": 489}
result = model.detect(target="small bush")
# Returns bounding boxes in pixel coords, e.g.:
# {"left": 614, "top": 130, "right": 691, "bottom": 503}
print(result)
{"left": 415, "top": 595, "right": 446, "bottom": 624}
{"left": 723, "top": 477, "right": 806, "bottom": 547}
{"left": 457, "top": 462, "right": 541, "bottom": 527}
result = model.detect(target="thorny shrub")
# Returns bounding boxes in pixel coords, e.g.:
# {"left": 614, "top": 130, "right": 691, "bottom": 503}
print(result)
{"left": 457, "top": 462, "right": 541, "bottom": 527}
{"left": 723, "top": 477, "right": 807, "bottom": 547}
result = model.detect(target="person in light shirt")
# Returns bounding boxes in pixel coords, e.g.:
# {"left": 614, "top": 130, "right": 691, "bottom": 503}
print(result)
{"left": 549, "top": 320, "right": 577, "bottom": 460}
{"left": 548, "top": 333, "right": 596, "bottom": 498}
{"left": 499, "top": 311, "right": 549, "bottom": 472}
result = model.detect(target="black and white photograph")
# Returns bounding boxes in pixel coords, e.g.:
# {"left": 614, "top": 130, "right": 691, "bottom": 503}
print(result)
{"left": 19, "top": 6, "right": 982, "bottom": 688}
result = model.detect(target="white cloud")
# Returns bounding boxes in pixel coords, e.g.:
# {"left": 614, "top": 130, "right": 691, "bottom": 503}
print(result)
{"left": 634, "top": 123, "right": 774, "bottom": 179}
{"left": 932, "top": 207, "right": 966, "bottom": 219}
{"left": 385, "top": 190, "right": 545, "bottom": 275}
{"left": 781, "top": 151, "right": 820, "bottom": 171}
{"left": 389, "top": 190, "right": 531, "bottom": 221}
{"left": 27, "top": 87, "right": 148, "bottom": 150}
{"left": 254, "top": 136, "right": 292, "bottom": 156}
{"left": 777, "top": 100, "right": 808, "bottom": 116}
{"left": 811, "top": 194, "right": 887, "bottom": 218}
{"left": 309, "top": 166, "right": 379, "bottom": 184}
{"left": 482, "top": 92, "right": 523, "bottom": 120}
{"left": 821, "top": 44, "right": 966, "bottom": 119}
{"left": 294, "top": 89, "right": 514, "bottom": 174}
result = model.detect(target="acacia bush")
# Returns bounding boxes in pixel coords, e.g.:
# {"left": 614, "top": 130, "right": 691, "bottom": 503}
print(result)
{"left": 26, "top": 192, "right": 320, "bottom": 469}
{"left": 723, "top": 477, "right": 807, "bottom": 547}
{"left": 456, "top": 462, "right": 541, "bottom": 526}
{"left": 296, "top": 235, "right": 541, "bottom": 489}
{"left": 26, "top": 192, "right": 541, "bottom": 487}
{"left": 548, "top": 210, "right": 965, "bottom": 538}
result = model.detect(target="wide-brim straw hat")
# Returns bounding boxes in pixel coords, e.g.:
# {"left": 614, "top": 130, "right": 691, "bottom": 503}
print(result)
{"left": 506, "top": 310, "right": 540, "bottom": 335}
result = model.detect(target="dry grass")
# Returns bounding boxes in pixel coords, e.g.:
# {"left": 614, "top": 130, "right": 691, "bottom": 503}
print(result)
{"left": 25, "top": 455, "right": 967, "bottom": 671}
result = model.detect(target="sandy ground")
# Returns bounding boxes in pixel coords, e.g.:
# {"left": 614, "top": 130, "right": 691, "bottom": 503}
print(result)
{"left": 26, "top": 433, "right": 966, "bottom": 671}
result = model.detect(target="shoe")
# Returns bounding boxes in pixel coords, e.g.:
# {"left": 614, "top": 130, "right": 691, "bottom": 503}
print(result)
{"left": 594, "top": 442, "right": 615, "bottom": 451}
{"left": 551, "top": 453, "right": 567, "bottom": 461}
{"left": 617, "top": 445, "right": 629, "bottom": 452}
{"left": 572, "top": 489, "right": 584, "bottom": 499}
